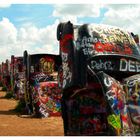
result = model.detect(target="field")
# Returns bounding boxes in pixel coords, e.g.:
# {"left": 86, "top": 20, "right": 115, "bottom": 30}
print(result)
{"left": 0, "top": 90, "right": 64, "bottom": 136}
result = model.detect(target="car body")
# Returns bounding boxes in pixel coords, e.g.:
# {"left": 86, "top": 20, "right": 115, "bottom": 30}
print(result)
{"left": 1, "top": 60, "right": 11, "bottom": 91}
{"left": 10, "top": 56, "right": 24, "bottom": 100}
{"left": 57, "top": 21, "right": 140, "bottom": 135}
{"left": 23, "top": 51, "right": 62, "bottom": 117}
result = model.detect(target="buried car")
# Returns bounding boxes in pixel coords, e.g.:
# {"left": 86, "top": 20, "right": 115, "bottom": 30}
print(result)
{"left": 57, "top": 21, "right": 140, "bottom": 135}
{"left": 10, "top": 55, "right": 24, "bottom": 100}
{"left": 1, "top": 59, "right": 11, "bottom": 91}
{"left": 23, "top": 51, "right": 62, "bottom": 117}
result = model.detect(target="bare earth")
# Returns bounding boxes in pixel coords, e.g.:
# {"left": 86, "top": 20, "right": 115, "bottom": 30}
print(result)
{"left": 0, "top": 90, "right": 64, "bottom": 136}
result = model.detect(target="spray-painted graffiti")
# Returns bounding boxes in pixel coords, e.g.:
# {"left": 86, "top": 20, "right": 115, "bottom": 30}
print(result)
{"left": 76, "top": 24, "right": 138, "bottom": 56}
{"left": 60, "top": 34, "right": 73, "bottom": 48}
{"left": 39, "top": 57, "right": 54, "bottom": 73}
{"left": 61, "top": 52, "right": 72, "bottom": 88}
{"left": 31, "top": 82, "right": 61, "bottom": 117}
{"left": 14, "top": 72, "right": 24, "bottom": 100}
{"left": 120, "top": 58, "right": 140, "bottom": 72}
{"left": 107, "top": 114, "right": 121, "bottom": 129}
{"left": 123, "top": 75, "right": 140, "bottom": 134}
{"left": 76, "top": 36, "right": 95, "bottom": 56}
{"left": 103, "top": 75, "right": 125, "bottom": 114}
{"left": 97, "top": 72, "right": 134, "bottom": 135}
{"left": 128, "top": 105, "right": 140, "bottom": 124}
{"left": 89, "top": 56, "right": 140, "bottom": 73}
{"left": 124, "top": 78, "right": 140, "bottom": 102}
{"left": 31, "top": 73, "right": 53, "bottom": 83}
{"left": 1, "top": 60, "right": 11, "bottom": 90}
{"left": 120, "top": 104, "right": 135, "bottom": 136}
{"left": 65, "top": 91, "right": 108, "bottom": 135}
{"left": 90, "top": 59, "right": 114, "bottom": 71}
{"left": 89, "top": 24, "right": 136, "bottom": 46}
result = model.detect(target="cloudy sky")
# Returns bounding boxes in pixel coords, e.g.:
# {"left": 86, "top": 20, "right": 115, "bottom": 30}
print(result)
{"left": 0, "top": 3, "right": 140, "bottom": 63}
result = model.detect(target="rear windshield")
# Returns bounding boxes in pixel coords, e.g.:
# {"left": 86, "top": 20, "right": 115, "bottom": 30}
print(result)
{"left": 75, "top": 24, "right": 140, "bottom": 57}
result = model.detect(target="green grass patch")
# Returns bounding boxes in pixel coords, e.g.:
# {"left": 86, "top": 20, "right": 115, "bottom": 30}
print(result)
{"left": 14, "top": 100, "right": 26, "bottom": 113}
{"left": 2, "top": 86, "right": 7, "bottom": 91}
{"left": 4, "top": 91, "right": 14, "bottom": 99}
{"left": 0, "top": 81, "right": 3, "bottom": 87}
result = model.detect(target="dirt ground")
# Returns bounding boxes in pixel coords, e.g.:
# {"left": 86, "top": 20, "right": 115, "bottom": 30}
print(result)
{"left": 0, "top": 89, "right": 64, "bottom": 136}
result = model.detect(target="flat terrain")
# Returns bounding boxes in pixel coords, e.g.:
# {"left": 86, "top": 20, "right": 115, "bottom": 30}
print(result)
{"left": 0, "top": 89, "right": 64, "bottom": 136}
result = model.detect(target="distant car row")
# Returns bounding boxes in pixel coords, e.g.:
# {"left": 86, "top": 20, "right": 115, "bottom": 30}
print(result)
{"left": 0, "top": 51, "right": 62, "bottom": 118}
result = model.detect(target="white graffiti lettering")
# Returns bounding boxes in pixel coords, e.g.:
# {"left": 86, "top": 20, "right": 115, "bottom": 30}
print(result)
{"left": 91, "top": 60, "right": 114, "bottom": 70}
{"left": 127, "top": 80, "right": 137, "bottom": 87}
{"left": 32, "top": 73, "right": 51, "bottom": 82}
{"left": 104, "top": 77, "right": 113, "bottom": 87}
{"left": 62, "top": 52, "right": 72, "bottom": 88}
{"left": 125, "top": 79, "right": 140, "bottom": 100}
{"left": 76, "top": 36, "right": 98, "bottom": 56}
{"left": 120, "top": 58, "right": 140, "bottom": 72}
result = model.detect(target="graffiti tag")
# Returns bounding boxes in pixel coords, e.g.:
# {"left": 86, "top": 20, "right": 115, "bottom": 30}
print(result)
{"left": 107, "top": 114, "right": 121, "bottom": 129}
{"left": 62, "top": 52, "right": 72, "bottom": 88}
{"left": 31, "top": 73, "right": 53, "bottom": 83}
{"left": 103, "top": 75, "right": 125, "bottom": 114}
{"left": 120, "top": 58, "right": 140, "bottom": 72}
{"left": 91, "top": 60, "right": 114, "bottom": 71}
{"left": 40, "top": 57, "right": 54, "bottom": 73}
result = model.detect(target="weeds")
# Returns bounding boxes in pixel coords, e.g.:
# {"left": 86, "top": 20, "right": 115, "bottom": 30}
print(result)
{"left": 2, "top": 86, "right": 7, "bottom": 91}
{"left": 14, "top": 100, "right": 26, "bottom": 113}
{"left": 4, "top": 91, "right": 14, "bottom": 99}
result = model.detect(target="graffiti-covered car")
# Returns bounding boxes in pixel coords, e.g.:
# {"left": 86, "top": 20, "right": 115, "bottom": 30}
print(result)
{"left": 131, "top": 32, "right": 140, "bottom": 47}
{"left": 1, "top": 60, "right": 11, "bottom": 91}
{"left": 0, "top": 64, "right": 2, "bottom": 83}
{"left": 57, "top": 21, "right": 140, "bottom": 135}
{"left": 10, "top": 55, "right": 24, "bottom": 100}
{"left": 23, "top": 51, "right": 62, "bottom": 117}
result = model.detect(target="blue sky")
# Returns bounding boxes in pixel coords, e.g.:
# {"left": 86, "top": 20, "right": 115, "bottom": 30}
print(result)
{"left": 0, "top": 4, "right": 140, "bottom": 62}
{"left": 0, "top": 5, "right": 56, "bottom": 28}
{"left": 0, "top": 4, "right": 108, "bottom": 28}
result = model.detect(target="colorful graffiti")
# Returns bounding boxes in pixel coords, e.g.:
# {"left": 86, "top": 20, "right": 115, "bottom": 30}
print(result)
{"left": 31, "top": 81, "right": 61, "bottom": 117}
{"left": 123, "top": 75, "right": 140, "bottom": 134}
{"left": 39, "top": 57, "right": 55, "bottom": 73}
{"left": 107, "top": 114, "right": 121, "bottom": 130}
{"left": 14, "top": 72, "right": 24, "bottom": 100}
{"left": 97, "top": 72, "right": 134, "bottom": 135}
{"left": 63, "top": 91, "right": 108, "bottom": 135}
{"left": 57, "top": 22, "right": 140, "bottom": 135}
{"left": 31, "top": 72, "right": 53, "bottom": 83}
{"left": 76, "top": 24, "right": 139, "bottom": 56}
{"left": 1, "top": 60, "right": 11, "bottom": 90}
{"left": 23, "top": 54, "right": 62, "bottom": 117}
{"left": 12, "top": 57, "right": 24, "bottom": 100}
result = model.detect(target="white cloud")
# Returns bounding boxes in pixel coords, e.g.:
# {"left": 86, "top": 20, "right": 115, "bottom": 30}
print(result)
{"left": 0, "top": 17, "right": 18, "bottom": 62}
{"left": 0, "top": 17, "right": 60, "bottom": 63}
{"left": 53, "top": 4, "right": 101, "bottom": 17}
{"left": 0, "top": 4, "right": 11, "bottom": 8}
{"left": 101, "top": 4, "right": 140, "bottom": 35}
{"left": 18, "top": 19, "right": 60, "bottom": 54}
{"left": 53, "top": 4, "right": 140, "bottom": 37}
{"left": 53, "top": 4, "right": 103, "bottom": 24}
{"left": 0, "top": 17, "right": 17, "bottom": 45}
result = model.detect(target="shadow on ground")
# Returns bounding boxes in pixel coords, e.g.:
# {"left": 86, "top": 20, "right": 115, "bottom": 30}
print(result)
{"left": 0, "top": 110, "right": 17, "bottom": 115}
